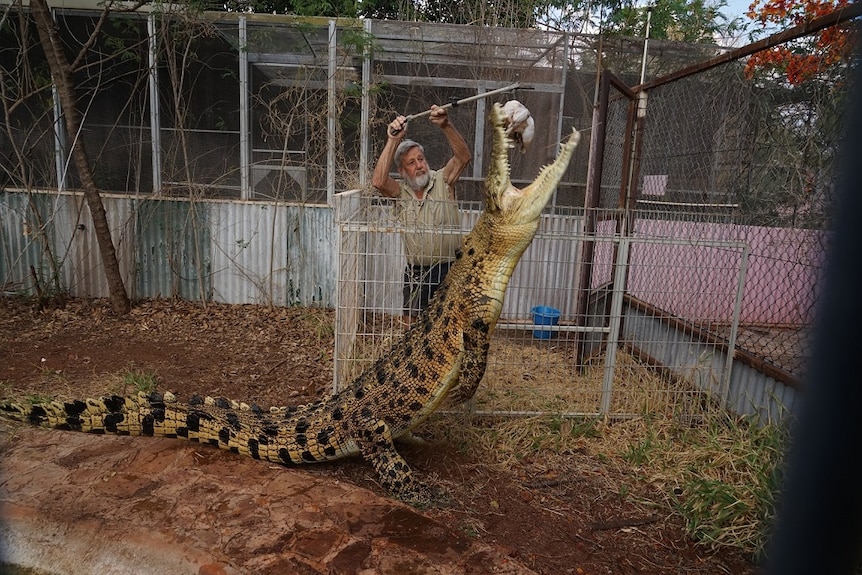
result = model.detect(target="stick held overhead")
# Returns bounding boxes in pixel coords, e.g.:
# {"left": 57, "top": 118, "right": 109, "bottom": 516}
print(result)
{"left": 389, "top": 82, "right": 522, "bottom": 135}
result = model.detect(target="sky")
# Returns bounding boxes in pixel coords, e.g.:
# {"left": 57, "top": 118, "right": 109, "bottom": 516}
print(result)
{"left": 722, "top": 0, "right": 754, "bottom": 20}
{"left": 717, "top": 0, "right": 760, "bottom": 47}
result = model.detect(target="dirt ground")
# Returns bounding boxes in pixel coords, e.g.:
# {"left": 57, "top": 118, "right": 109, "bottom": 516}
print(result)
{"left": 0, "top": 297, "right": 757, "bottom": 575}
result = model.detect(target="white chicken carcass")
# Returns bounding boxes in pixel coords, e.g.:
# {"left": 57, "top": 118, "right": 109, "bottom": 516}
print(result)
{"left": 500, "top": 99, "right": 535, "bottom": 153}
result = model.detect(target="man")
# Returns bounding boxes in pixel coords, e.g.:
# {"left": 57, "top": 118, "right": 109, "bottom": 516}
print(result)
{"left": 371, "top": 105, "right": 471, "bottom": 323}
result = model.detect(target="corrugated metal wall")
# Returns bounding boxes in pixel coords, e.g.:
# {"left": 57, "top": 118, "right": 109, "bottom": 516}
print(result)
{"left": 622, "top": 300, "right": 801, "bottom": 423}
{"left": 0, "top": 191, "right": 335, "bottom": 307}
{"left": 342, "top": 199, "right": 584, "bottom": 319}
{"left": 1, "top": 192, "right": 136, "bottom": 299}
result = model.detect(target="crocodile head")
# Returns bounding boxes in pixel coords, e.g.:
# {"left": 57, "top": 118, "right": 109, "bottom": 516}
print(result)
{"left": 466, "top": 101, "right": 581, "bottom": 269}
{"left": 434, "top": 102, "right": 580, "bottom": 331}
{"left": 484, "top": 102, "right": 580, "bottom": 229}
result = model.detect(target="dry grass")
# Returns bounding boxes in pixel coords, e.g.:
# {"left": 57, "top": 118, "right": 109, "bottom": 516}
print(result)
{"left": 476, "top": 338, "right": 715, "bottom": 419}
{"left": 343, "top": 321, "right": 718, "bottom": 418}
{"left": 419, "top": 340, "right": 787, "bottom": 560}
{"left": 604, "top": 414, "right": 784, "bottom": 556}
{"left": 425, "top": 408, "right": 784, "bottom": 558}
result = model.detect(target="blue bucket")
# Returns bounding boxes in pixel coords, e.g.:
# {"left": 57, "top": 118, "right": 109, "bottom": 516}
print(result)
{"left": 531, "top": 306, "right": 561, "bottom": 339}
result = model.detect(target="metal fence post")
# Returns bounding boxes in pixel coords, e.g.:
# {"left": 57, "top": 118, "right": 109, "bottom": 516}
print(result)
{"left": 239, "top": 16, "right": 250, "bottom": 200}
{"left": 721, "top": 242, "right": 750, "bottom": 410}
{"left": 601, "top": 236, "right": 630, "bottom": 416}
{"left": 327, "top": 19, "right": 337, "bottom": 206}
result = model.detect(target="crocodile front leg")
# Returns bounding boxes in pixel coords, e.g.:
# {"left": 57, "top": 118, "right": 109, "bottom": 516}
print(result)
{"left": 353, "top": 418, "right": 433, "bottom": 505}
{"left": 447, "top": 324, "right": 492, "bottom": 405}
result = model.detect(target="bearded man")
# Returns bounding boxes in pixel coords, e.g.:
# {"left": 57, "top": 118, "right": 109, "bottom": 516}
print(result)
{"left": 372, "top": 105, "right": 471, "bottom": 324}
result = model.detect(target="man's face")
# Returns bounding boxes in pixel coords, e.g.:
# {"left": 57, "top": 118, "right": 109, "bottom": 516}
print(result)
{"left": 398, "top": 146, "right": 430, "bottom": 191}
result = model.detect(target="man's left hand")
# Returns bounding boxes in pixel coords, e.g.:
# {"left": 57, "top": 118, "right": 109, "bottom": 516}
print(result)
{"left": 429, "top": 105, "right": 450, "bottom": 128}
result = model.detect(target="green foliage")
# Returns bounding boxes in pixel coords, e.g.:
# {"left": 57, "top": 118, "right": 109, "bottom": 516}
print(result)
{"left": 622, "top": 426, "right": 658, "bottom": 465}
{"left": 679, "top": 477, "right": 754, "bottom": 546}
{"left": 738, "top": 73, "right": 849, "bottom": 228}
{"left": 339, "top": 28, "right": 378, "bottom": 59}
{"left": 295, "top": 0, "right": 357, "bottom": 17}
{"left": 351, "top": 0, "right": 738, "bottom": 39}
{"left": 39, "top": 362, "right": 64, "bottom": 378}
{"left": 601, "top": 0, "right": 743, "bottom": 42}
{"left": 222, "top": 0, "right": 357, "bottom": 16}
{"left": 102, "top": 17, "right": 148, "bottom": 65}
{"left": 121, "top": 369, "right": 160, "bottom": 394}
{"left": 358, "top": 0, "right": 410, "bottom": 20}
{"left": 666, "top": 415, "right": 786, "bottom": 558}
{"left": 358, "top": 0, "right": 537, "bottom": 26}
{"left": 288, "top": 278, "right": 302, "bottom": 307}
{"left": 551, "top": 414, "right": 602, "bottom": 439}
{"left": 25, "top": 393, "right": 54, "bottom": 405}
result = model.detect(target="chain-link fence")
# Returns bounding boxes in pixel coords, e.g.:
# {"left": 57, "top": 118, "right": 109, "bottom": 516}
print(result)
{"left": 333, "top": 13, "right": 856, "bottom": 423}
{"left": 2, "top": 8, "right": 727, "bottom": 205}
{"left": 622, "top": 56, "right": 846, "bottom": 384}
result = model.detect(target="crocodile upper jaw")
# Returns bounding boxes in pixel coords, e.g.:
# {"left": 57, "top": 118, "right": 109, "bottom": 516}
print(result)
{"left": 485, "top": 102, "right": 580, "bottom": 228}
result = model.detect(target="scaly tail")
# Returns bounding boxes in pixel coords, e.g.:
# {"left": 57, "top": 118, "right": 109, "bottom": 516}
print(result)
{"left": 1, "top": 392, "right": 190, "bottom": 436}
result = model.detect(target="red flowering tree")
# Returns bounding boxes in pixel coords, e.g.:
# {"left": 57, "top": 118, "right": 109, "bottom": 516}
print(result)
{"left": 744, "top": 0, "right": 856, "bottom": 84}
{"left": 737, "top": 0, "right": 855, "bottom": 230}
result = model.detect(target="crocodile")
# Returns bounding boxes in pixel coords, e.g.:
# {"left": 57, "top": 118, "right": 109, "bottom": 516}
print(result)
{"left": 1, "top": 103, "right": 579, "bottom": 505}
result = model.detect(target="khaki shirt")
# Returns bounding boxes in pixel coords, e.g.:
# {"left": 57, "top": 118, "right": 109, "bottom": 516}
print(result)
{"left": 393, "top": 170, "right": 462, "bottom": 266}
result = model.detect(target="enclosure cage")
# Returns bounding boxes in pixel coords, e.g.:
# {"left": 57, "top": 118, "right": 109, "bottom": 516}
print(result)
{"left": 2, "top": 5, "right": 856, "bottom": 424}
{"left": 1, "top": 9, "right": 731, "bottom": 206}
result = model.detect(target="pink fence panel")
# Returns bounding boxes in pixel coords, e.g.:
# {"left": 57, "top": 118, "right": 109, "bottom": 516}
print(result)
{"left": 594, "top": 219, "right": 824, "bottom": 326}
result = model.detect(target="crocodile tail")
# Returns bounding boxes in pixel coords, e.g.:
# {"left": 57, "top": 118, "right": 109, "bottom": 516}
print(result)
{"left": 0, "top": 401, "right": 41, "bottom": 425}
{"left": 1, "top": 392, "right": 179, "bottom": 436}
{"left": 1, "top": 397, "right": 113, "bottom": 431}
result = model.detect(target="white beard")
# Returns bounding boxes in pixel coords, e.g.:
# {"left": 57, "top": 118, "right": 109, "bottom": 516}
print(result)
{"left": 405, "top": 172, "right": 430, "bottom": 192}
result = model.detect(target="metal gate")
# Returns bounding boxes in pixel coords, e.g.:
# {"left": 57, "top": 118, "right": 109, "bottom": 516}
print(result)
{"left": 576, "top": 69, "right": 749, "bottom": 417}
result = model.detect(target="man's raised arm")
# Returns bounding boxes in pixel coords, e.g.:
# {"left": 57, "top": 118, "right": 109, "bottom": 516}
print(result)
{"left": 372, "top": 115, "right": 408, "bottom": 198}
{"left": 430, "top": 105, "right": 471, "bottom": 192}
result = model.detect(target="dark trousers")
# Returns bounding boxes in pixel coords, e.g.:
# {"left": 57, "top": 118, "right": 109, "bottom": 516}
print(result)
{"left": 403, "top": 261, "right": 451, "bottom": 317}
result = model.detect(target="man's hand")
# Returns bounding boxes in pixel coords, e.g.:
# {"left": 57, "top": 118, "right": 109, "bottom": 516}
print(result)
{"left": 429, "top": 105, "right": 450, "bottom": 129}
{"left": 387, "top": 115, "right": 408, "bottom": 139}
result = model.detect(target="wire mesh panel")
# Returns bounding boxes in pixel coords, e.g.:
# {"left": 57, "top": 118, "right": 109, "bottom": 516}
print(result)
{"left": 335, "top": 191, "right": 446, "bottom": 387}
{"left": 634, "top": 66, "right": 752, "bottom": 210}
{"left": 335, "top": 192, "right": 589, "bottom": 405}
{"left": 630, "top": 59, "right": 838, "bottom": 383}
{"left": 619, "top": 230, "right": 749, "bottom": 411}
{"left": 246, "top": 20, "right": 366, "bottom": 202}
{"left": 596, "top": 95, "right": 633, "bottom": 212}
{"left": 155, "top": 21, "right": 243, "bottom": 197}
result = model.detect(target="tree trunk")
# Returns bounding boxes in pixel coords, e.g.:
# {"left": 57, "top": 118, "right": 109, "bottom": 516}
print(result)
{"left": 30, "top": 0, "right": 131, "bottom": 315}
